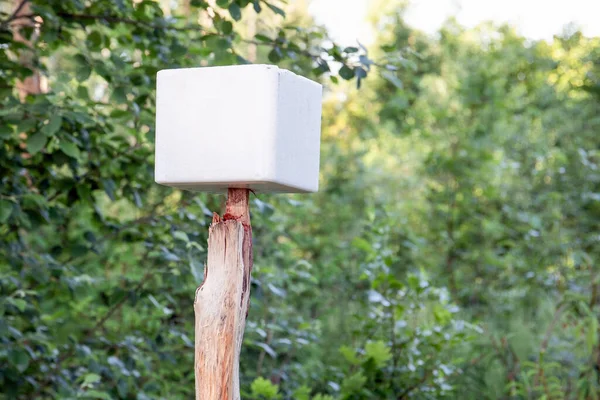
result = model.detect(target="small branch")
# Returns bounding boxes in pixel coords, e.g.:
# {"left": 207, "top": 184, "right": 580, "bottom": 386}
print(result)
{"left": 539, "top": 303, "right": 567, "bottom": 355}
{"left": 53, "top": 11, "right": 223, "bottom": 34}
{"left": 256, "top": 326, "right": 273, "bottom": 377}
{"left": 397, "top": 370, "right": 433, "bottom": 399}
{"left": 56, "top": 12, "right": 169, "bottom": 30}
{"left": 533, "top": 303, "right": 568, "bottom": 388}
{"left": 0, "top": 0, "right": 29, "bottom": 27}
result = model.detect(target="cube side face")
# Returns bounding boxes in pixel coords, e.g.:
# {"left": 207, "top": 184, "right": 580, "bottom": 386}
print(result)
{"left": 155, "top": 65, "right": 279, "bottom": 192}
{"left": 274, "top": 70, "right": 323, "bottom": 192}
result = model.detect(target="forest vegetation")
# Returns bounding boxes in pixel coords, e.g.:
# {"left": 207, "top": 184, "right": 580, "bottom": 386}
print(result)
{"left": 1, "top": 0, "right": 600, "bottom": 398}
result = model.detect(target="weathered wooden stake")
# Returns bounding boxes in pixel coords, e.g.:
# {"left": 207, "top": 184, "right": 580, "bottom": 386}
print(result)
{"left": 194, "top": 188, "right": 252, "bottom": 400}
{"left": 154, "top": 64, "right": 322, "bottom": 398}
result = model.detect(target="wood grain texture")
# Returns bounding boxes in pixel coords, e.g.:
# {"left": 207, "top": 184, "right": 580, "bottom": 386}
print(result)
{"left": 194, "top": 189, "right": 252, "bottom": 400}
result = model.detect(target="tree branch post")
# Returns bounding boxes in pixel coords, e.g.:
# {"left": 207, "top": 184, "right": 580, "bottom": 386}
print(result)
{"left": 194, "top": 188, "right": 253, "bottom": 399}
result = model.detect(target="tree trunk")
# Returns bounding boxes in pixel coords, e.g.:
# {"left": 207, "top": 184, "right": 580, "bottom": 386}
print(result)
{"left": 194, "top": 189, "right": 252, "bottom": 400}
{"left": 11, "top": 0, "right": 44, "bottom": 98}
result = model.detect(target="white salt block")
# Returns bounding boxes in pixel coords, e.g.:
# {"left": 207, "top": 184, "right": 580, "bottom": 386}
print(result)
{"left": 155, "top": 64, "right": 323, "bottom": 193}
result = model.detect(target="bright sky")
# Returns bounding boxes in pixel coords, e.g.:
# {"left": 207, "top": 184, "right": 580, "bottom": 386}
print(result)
{"left": 309, "top": 0, "right": 600, "bottom": 45}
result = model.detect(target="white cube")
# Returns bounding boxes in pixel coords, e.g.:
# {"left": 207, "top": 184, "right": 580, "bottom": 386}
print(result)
{"left": 154, "top": 65, "right": 323, "bottom": 193}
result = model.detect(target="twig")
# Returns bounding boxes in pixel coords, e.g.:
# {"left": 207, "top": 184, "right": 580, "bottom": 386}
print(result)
{"left": 0, "top": 0, "right": 29, "bottom": 27}
{"left": 533, "top": 303, "right": 568, "bottom": 389}
{"left": 55, "top": 11, "right": 209, "bottom": 33}
{"left": 397, "top": 370, "right": 433, "bottom": 399}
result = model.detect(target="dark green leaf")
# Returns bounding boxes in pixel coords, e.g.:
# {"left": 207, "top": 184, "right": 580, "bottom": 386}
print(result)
{"left": 59, "top": 141, "right": 81, "bottom": 159}
{"left": 87, "top": 31, "right": 103, "bottom": 49}
{"left": 339, "top": 65, "right": 355, "bottom": 80}
{"left": 41, "top": 115, "right": 62, "bottom": 136}
{"left": 255, "top": 34, "right": 271, "bottom": 43}
{"left": 26, "top": 132, "right": 47, "bottom": 154}
{"left": 268, "top": 47, "right": 282, "bottom": 63}
{"left": 265, "top": 2, "right": 285, "bottom": 16}
{"left": 221, "top": 21, "right": 233, "bottom": 34}
{"left": 228, "top": 3, "right": 241, "bottom": 21}
{"left": 112, "top": 87, "right": 127, "bottom": 103}
{"left": 0, "top": 200, "right": 13, "bottom": 223}
{"left": 8, "top": 349, "right": 30, "bottom": 373}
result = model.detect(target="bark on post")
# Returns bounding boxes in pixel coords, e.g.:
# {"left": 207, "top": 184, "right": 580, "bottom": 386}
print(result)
{"left": 194, "top": 188, "right": 252, "bottom": 400}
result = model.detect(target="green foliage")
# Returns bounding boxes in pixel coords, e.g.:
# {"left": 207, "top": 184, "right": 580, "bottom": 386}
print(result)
{"left": 1, "top": 0, "right": 600, "bottom": 399}
{"left": 250, "top": 377, "right": 281, "bottom": 399}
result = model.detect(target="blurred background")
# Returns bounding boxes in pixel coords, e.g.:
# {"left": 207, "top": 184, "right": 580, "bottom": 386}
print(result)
{"left": 1, "top": 0, "right": 599, "bottom": 398}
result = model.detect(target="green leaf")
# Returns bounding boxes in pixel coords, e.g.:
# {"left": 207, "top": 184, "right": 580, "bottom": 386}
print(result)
{"left": 344, "top": 46, "right": 359, "bottom": 53}
{"left": 174, "top": 231, "right": 189, "bottom": 242}
{"left": 292, "top": 386, "right": 311, "bottom": 400}
{"left": 268, "top": 48, "right": 282, "bottom": 63}
{"left": 364, "top": 340, "right": 392, "bottom": 368}
{"left": 77, "top": 85, "right": 89, "bottom": 100}
{"left": 8, "top": 349, "right": 30, "bottom": 373}
{"left": 255, "top": 34, "right": 271, "bottom": 43}
{"left": 339, "top": 65, "right": 355, "bottom": 80}
{"left": 382, "top": 71, "right": 403, "bottom": 89}
{"left": 255, "top": 342, "right": 277, "bottom": 358}
{"left": 339, "top": 345, "right": 360, "bottom": 365}
{"left": 359, "top": 55, "right": 373, "bottom": 66}
{"left": 75, "top": 59, "right": 92, "bottom": 81}
{"left": 250, "top": 377, "right": 280, "bottom": 399}
{"left": 189, "top": 259, "right": 204, "bottom": 284}
{"left": 0, "top": 200, "right": 13, "bottom": 223}
{"left": 407, "top": 274, "right": 420, "bottom": 291}
{"left": 59, "top": 141, "right": 81, "bottom": 159}
{"left": 221, "top": 20, "right": 233, "bottom": 34}
{"left": 228, "top": 3, "right": 241, "bottom": 21}
{"left": 26, "top": 132, "right": 47, "bottom": 154}
{"left": 83, "top": 373, "right": 101, "bottom": 386}
{"left": 356, "top": 67, "right": 367, "bottom": 89}
{"left": 265, "top": 2, "right": 285, "bottom": 16}
{"left": 313, "top": 395, "right": 334, "bottom": 400}
{"left": 352, "top": 237, "right": 372, "bottom": 253}
{"left": 216, "top": 38, "right": 231, "bottom": 50}
{"left": 41, "top": 115, "right": 62, "bottom": 136}
{"left": 82, "top": 390, "right": 112, "bottom": 399}
{"left": 112, "top": 87, "right": 127, "bottom": 104}
{"left": 101, "top": 179, "right": 116, "bottom": 201}
{"left": 216, "top": 0, "right": 230, "bottom": 7}
{"left": 0, "top": 124, "right": 13, "bottom": 139}
{"left": 87, "top": 31, "right": 103, "bottom": 49}
{"left": 340, "top": 372, "right": 366, "bottom": 396}
{"left": 433, "top": 303, "right": 452, "bottom": 324}
{"left": 586, "top": 316, "right": 598, "bottom": 354}
{"left": 8, "top": 298, "right": 27, "bottom": 312}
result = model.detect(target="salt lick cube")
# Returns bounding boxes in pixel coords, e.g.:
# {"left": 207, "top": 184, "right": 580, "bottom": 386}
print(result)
{"left": 155, "top": 64, "right": 323, "bottom": 193}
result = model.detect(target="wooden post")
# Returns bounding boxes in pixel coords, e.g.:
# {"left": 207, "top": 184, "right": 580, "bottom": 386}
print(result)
{"left": 194, "top": 188, "right": 253, "bottom": 399}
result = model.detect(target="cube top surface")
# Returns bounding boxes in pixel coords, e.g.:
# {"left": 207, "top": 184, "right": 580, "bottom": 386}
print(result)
{"left": 155, "top": 64, "right": 323, "bottom": 193}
